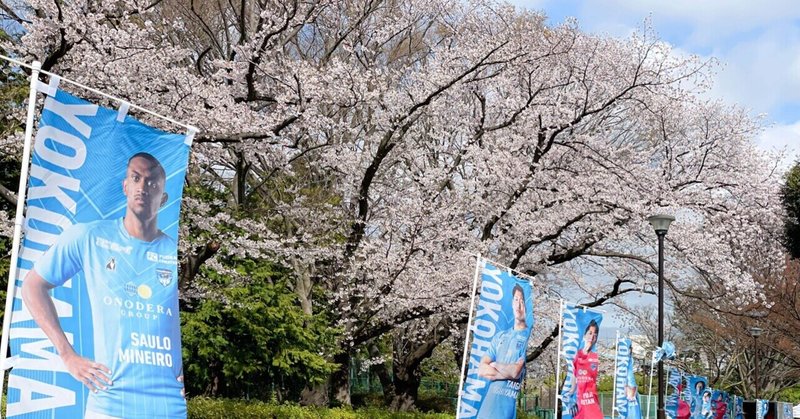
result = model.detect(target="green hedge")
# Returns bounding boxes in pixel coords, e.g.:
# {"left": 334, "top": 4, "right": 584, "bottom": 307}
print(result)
{"left": 0, "top": 395, "right": 532, "bottom": 418}
{"left": 186, "top": 397, "right": 453, "bottom": 419}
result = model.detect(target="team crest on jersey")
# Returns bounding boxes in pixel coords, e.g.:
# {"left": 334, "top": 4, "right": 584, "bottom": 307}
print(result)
{"left": 157, "top": 268, "right": 173, "bottom": 287}
{"left": 105, "top": 257, "right": 116, "bottom": 271}
{"left": 516, "top": 340, "right": 524, "bottom": 350}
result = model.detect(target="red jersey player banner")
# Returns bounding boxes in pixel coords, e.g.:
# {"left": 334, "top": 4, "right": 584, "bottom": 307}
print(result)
{"left": 711, "top": 390, "right": 728, "bottom": 419}
{"left": 559, "top": 305, "right": 604, "bottom": 419}
{"left": 457, "top": 262, "right": 534, "bottom": 419}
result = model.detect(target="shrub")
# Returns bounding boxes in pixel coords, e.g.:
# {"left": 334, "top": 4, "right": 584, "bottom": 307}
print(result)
{"left": 187, "top": 397, "right": 454, "bottom": 419}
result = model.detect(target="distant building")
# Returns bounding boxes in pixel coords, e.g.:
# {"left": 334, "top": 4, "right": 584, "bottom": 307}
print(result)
{"left": 629, "top": 334, "right": 653, "bottom": 360}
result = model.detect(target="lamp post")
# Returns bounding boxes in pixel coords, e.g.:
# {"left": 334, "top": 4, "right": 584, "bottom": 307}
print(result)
{"left": 750, "top": 326, "right": 763, "bottom": 399}
{"left": 648, "top": 214, "right": 675, "bottom": 419}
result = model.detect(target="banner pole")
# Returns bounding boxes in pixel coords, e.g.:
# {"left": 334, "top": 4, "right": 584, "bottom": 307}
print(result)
{"left": 0, "top": 61, "right": 42, "bottom": 396}
{"left": 455, "top": 255, "right": 482, "bottom": 419}
{"left": 554, "top": 299, "right": 564, "bottom": 417}
{"left": 472, "top": 254, "right": 537, "bottom": 283}
{"left": 0, "top": 55, "right": 197, "bottom": 133}
{"left": 613, "top": 331, "right": 620, "bottom": 419}
{"left": 646, "top": 351, "right": 656, "bottom": 419}
{"left": 557, "top": 299, "right": 607, "bottom": 314}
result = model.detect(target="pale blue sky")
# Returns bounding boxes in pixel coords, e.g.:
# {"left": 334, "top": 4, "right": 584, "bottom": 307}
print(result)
{"left": 510, "top": 0, "right": 800, "bottom": 167}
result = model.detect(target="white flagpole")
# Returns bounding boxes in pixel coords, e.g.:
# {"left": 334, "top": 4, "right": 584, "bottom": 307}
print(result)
{"left": 455, "top": 255, "right": 483, "bottom": 419}
{"left": 560, "top": 300, "right": 607, "bottom": 313}
{"left": 554, "top": 299, "right": 565, "bottom": 417}
{"left": 646, "top": 350, "right": 657, "bottom": 419}
{"left": 613, "top": 330, "right": 620, "bottom": 419}
{"left": 0, "top": 61, "right": 42, "bottom": 397}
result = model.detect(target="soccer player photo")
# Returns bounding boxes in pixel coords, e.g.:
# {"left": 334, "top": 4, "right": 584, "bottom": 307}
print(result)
{"left": 457, "top": 262, "right": 534, "bottom": 419}
{"left": 559, "top": 305, "right": 604, "bottom": 419}
{"left": 11, "top": 89, "right": 191, "bottom": 419}
{"left": 476, "top": 283, "right": 531, "bottom": 419}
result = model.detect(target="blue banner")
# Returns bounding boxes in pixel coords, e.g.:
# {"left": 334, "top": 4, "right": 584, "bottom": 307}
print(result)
{"left": 560, "top": 305, "right": 604, "bottom": 419}
{"left": 665, "top": 367, "right": 682, "bottom": 419}
{"left": 732, "top": 396, "right": 743, "bottom": 419}
{"left": 7, "top": 89, "right": 191, "bottom": 418}
{"left": 780, "top": 402, "right": 793, "bottom": 419}
{"left": 614, "top": 338, "right": 641, "bottom": 419}
{"left": 458, "top": 262, "right": 534, "bottom": 419}
{"left": 688, "top": 376, "right": 709, "bottom": 419}
{"left": 756, "top": 400, "right": 769, "bottom": 419}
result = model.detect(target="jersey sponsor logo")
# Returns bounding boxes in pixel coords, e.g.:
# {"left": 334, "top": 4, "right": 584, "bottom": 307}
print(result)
{"left": 157, "top": 269, "right": 173, "bottom": 287}
{"left": 125, "top": 281, "right": 137, "bottom": 297}
{"left": 95, "top": 237, "right": 132, "bottom": 255}
{"left": 159, "top": 254, "right": 178, "bottom": 265}
{"left": 137, "top": 284, "right": 152, "bottom": 299}
{"left": 147, "top": 251, "right": 177, "bottom": 265}
{"left": 102, "top": 295, "right": 175, "bottom": 319}
{"left": 105, "top": 257, "right": 116, "bottom": 271}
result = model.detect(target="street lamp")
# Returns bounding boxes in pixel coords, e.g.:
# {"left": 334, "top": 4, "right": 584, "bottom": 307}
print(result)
{"left": 648, "top": 214, "right": 675, "bottom": 419}
{"left": 750, "top": 326, "right": 763, "bottom": 399}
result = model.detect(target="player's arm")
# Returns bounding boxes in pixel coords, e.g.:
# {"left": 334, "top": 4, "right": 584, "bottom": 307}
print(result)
{"left": 22, "top": 270, "right": 112, "bottom": 392}
{"left": 491, "top": 358, "right": 524, "bottom": 380}
{"left": 477, "top": 355, "right": 499, "bottom": 380}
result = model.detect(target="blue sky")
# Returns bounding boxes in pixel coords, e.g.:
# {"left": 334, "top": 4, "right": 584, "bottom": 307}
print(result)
{"left": 510, "top": 0, "right": 800, "bottom": 168}
{"left": 506, "top": 0, "right": 800, "bottom": 337}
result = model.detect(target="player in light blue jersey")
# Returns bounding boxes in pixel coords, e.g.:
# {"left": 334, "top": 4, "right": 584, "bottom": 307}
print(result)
{"left": 476, "top": 284, "right": 530, "bottom": 419}
{"left": 22, "top": 153, "right": 186, "bottom": 419}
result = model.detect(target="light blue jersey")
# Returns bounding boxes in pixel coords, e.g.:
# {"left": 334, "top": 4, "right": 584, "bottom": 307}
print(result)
{"left": 477, "top": 328, "right": 528, "bottom": 419}
{"left": 35, "top": 218, "right": 186, "bottom": 419}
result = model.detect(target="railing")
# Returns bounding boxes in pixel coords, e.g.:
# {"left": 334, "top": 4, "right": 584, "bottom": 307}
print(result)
{"left": 350, "top": 377, "right": 659, "bottom": 419}
{"left": 522, "top": 392, "right": 658, "bottom": 418}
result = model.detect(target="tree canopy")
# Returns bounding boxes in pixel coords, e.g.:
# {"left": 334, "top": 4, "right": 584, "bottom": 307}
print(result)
{"left": 783, "top": 162, "right": 800, "bottom": 258}
{"left": 0, "top": 0, "right": 789, "bottom": 408}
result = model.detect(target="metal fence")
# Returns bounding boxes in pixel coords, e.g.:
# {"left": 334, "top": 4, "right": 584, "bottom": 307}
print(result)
{"left": 351, "top": 376, "right": 659, "bottom": 419}
{"left": 350, "top": 377, "right": 459, "bottom": 397}
{"left": 523, "top": 393, "right": 659, "bottom": 419}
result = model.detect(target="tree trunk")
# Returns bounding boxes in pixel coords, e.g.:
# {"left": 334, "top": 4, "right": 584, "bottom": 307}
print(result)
{"left": 368, "top": 343, "right": 396, "bottom": 404}
{"left": 294, "top": 261, "right": 330, "bottom": 407}
{"left": 299, "top": 384, "right": 329, "bottom": 407}
{"left": 232, "top": 150, "right": 250, "bottom": 208}
{"left": 205, "top": 361, "right": 223, "bottom": 396}
{"left": 330, "top": 351, "right": 352, "bottom": 406}
{"left": 390, "top": 362, "right": 421, "bottom": 411}
{"left": 388, "top": 318, "right": 455, "bottom": 411}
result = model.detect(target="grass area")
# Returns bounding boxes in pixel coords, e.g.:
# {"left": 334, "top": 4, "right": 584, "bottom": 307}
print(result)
{"left": 187, "top": 397, "right": 542, "bottom": 418}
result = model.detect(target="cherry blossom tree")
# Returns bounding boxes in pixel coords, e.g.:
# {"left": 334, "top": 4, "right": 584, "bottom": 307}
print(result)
{"left": 674, "top": 259, "right": 800, "bottom": 400}
{"left": 0, "top": 0, "right": 786, "bottom": 408}
{"left": 671, "top": 175, "right": 799, "bottom": 400}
